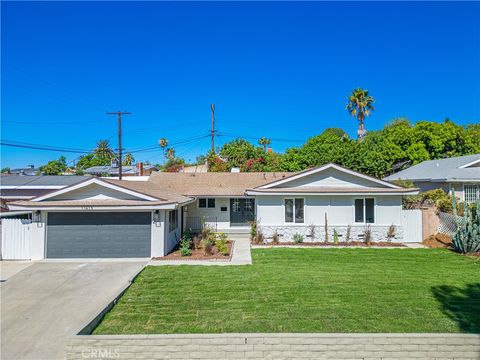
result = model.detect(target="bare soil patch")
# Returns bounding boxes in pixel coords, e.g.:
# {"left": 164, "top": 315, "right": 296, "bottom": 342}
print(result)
{"left": 423, "top": 233, "right": 452, "bottom": 249}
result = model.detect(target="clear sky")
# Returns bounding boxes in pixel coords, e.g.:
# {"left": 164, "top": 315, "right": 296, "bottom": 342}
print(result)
{"left": 1, "top": 1, "right": 479, "bottom": 169}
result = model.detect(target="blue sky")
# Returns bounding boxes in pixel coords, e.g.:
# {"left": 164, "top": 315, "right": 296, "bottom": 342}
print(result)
{"left": 2, "top": 1, "right": 479, "bottom": 168}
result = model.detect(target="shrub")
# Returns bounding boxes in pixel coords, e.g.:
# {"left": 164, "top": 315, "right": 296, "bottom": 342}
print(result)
{"left": 192, "top": 235, "right": 201, "bottom": 250}
{"left": 308, "top": 224, "right": 316, "bottom": 240}
{"left": 272, "top": 230, "right": 280, "bottom": 244}
{"left": 345, "top": 225, "right": 351, "bottom": 243}
{"left": 386, "top": 224, "right": 396, "bottom": 241}
{"left": 324, "top": 213, "right": 329, "bottom": 243}
{"left": 216, "top": 239, "right": 229, "bottom": 256}
{"left": 363, "top": 225, "right": 372, "bottom": 245}
{"left": 183, "top": 228, "right": 193, "bottom": 242}
{"left": 216, "top": 232, "right": 228, "bottom": 242}
{"left": 203, "top": 237, "right": 213, "bottom": 255}
{"left": 451, "top": 195, "right": 480, "bottom": 254}
{"left": 255, "top": 229, "right": 265, "bottom": 245}
{"left": 293, "top": 233, "right": 304, "bottom": 243}
{"left": 179, "top": 239, "right": 192, "bottom": 256}
{"left": 250, "top": 219, "right": 264, "bottom": 244}
{"left": 333, "top": 229, "right": 339, "bottom": 245}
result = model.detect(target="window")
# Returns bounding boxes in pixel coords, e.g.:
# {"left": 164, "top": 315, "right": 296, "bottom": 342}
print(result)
{"left": 168, "top": 210, "right": 178, "bottom": 232}
{"left": 464, "top": 185, "right": 480, "bottom": 203}
{"left": 198, "top": 198, "right": 215, "bottom": 208}
{"left": 285, "top": 198, "right": 304, "bottom": 223}
{"left": 354, "top": 198, "right": 375, "bottom": 223}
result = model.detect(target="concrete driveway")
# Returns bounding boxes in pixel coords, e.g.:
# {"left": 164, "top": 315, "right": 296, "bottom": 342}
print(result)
{"left": 1, "top": 261, "right": 146, "bottom": 360}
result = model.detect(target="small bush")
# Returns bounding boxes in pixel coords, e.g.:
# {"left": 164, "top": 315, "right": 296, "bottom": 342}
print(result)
{"left": 293, "top": 233, "right": 304, "bottom": 244}
{"left": 324, "top": 213, "right": 329, "bottom": 243}
{"left": 308, "top": 224, "right": 316, "bottom": 240}
{"left": 387, "top": 224, "right": 396, "bottom": 241}
{"left": 179, "top": 239, "right": 192, "bottom": 256}
{"left": 333, "top": 229, "right": 339, "bottom": 245}
{"left": 183, "top": 228, "right": 193, "bottom": 242}
{"left": 203, "top": 238, "right": 213, "bottom": 255}
{"left": 192, "top": 235, "right": 201, "bottom": 250}
{"left": 250, "top": 220, "right": 257, "bottom": 241}
{"left": 345, "top": 225, "right": 351, "bottom": 243}
{"left": 216, "top": 232, "right": 228, "bottom": 242}
{"left": 363, "top": 225, "right": 372, "bottom": 245}
{"left": 216, "top": 239, "right": 229, "bottom": 256}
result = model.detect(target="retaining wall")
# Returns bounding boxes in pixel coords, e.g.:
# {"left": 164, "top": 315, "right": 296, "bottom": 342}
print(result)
{"left": 67, "top": 333, "right": 480, "bottom": 359}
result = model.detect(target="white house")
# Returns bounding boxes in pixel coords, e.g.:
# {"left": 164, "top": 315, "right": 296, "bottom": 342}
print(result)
{"left": 4, "top": 164, "right": 419, "bottom": 260}
{"left": 384, "top": 154, "right": 480, "bottom": 203}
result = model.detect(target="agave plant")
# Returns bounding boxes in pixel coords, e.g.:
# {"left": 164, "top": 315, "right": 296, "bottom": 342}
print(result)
{"left": 451, "top": 191, "right": 480, "bottom": 254}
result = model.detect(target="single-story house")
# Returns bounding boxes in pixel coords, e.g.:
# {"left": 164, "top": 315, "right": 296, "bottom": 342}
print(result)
{"left": 6, "top": 164, "right": 419, "bottom": 260}
{"left": 84, "top": 162, "right": 158, "bottom": 177}
{"left": 384, "top": 154, "right": 480, "bottom": 203}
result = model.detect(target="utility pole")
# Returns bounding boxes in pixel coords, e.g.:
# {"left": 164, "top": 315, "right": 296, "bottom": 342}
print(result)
{"left": 210, "top": 103, "right": 215, "bottom": 153}
{"left": 106, "top": 111, "right": 131, "bottom": 180}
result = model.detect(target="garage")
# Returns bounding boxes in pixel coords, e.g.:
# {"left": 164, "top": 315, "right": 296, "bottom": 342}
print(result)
{"left": 46, "top": 212, "right": 151, "bottom": 258}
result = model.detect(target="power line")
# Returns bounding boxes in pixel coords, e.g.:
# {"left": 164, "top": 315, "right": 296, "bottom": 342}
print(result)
{"left": 217, "top": 132, "right": 305, "bottom": 143}
{"left": 0, "top": 140, "right": 91, "bottom": 153}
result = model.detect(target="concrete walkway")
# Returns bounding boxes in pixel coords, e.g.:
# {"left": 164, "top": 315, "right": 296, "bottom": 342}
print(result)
{"left": 1, "top": 261, "right": 146, "bottom": 360}
{"left": 0, "top": 261, "right": 33, "bottom": 282}
{"left": 149, "top": 238, "right": 252, "bottom": 266}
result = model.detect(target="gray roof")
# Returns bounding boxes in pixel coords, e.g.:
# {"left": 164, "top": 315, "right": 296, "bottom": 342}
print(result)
{"left": 84, "top": 165, "right": 157, "bottom": 175}
{"left": 384, "top": 154, "right": 480, "bottom": 182}
{"left": 0, "top": 175, "right": 89, "bottom": 187}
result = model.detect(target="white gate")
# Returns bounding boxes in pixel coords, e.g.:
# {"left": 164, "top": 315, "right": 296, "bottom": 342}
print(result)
{"left": 1, "top": 218, "right": 32, "bottom": 260}
{"left": 401, "top": 209, "right": 423, "bottom": 243}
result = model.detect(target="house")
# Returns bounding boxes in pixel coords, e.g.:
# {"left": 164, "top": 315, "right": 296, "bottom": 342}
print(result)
{"left": 0, "top": 175, "right": 88, "bottom": 212}
{"left": 6, "top": 164, "right": 419, "bottom": 260}
{"left": 384, "top": 154, "right": 480, "bottom": 203}
{"left": 84, "top": 162, "right": 158, "bottom": 177}
{"left": 7, "top": 165, "right": 39, "bottom": 176}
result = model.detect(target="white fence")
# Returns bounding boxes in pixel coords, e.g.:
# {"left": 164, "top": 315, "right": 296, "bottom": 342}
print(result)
{"left": 1, "top": 218, "right": 32, "bottom": 260}
{"left": 401, "top": 209, "right": 422, "bottom": 243}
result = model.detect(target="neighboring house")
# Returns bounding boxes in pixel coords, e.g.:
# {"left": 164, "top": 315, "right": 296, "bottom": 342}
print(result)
{"left": 6, "top": 164, "right": 418, "bottom": 260}
{"left": 181, "top": 163, "right": 209, "bottom": 173}
{"left": 8, "top": 165, "right": 39, "bottom": 176}
{"left": 84, "top": 162, "right": 158, "bottom": 177}
{"left": 384, "top": 154, "right": 480, "bottom": 203}
{"left": 0, "top": 175, "right": 88, "bottom": 212}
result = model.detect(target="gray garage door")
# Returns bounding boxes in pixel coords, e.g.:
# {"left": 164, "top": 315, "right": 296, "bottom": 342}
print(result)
{"left": 47, "top": 212, "right": 151, "bottom": 258}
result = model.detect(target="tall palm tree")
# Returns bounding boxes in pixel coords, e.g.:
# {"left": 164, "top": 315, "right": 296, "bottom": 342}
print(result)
{"left": 166, "top": 148, "right": 175, "bottom": 161}
{"left": 123, "top": 153, "right": 134, "bottom": 166}
{"left": 94, "top": 140, "right": 115, "bottom": 161}
{"left": 158, "top": 138, "right": 169, "bottom": 164}
{"left": 258, "top": 137, "right": 271, "bottom": 152}
{"left": 346, "top": 88, "right": 375, "bottom": 139}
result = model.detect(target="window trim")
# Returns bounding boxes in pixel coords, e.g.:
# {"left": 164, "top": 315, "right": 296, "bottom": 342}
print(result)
{"left": 284, "top": 197, "right": 305, "bottom": 224}
{"left": 353, "top": 197, "right": 375, "bottom": 224}
{"left": 198, "top": 198, "right": 216, "bottom": 209}
{"left": 463, "top": 184, "right": 480, "bottom": 203}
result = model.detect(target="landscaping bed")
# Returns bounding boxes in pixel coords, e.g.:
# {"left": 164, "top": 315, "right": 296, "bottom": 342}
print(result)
{"left": 154, "top": 240, "right": 233, "bottom": 261}
{"left": 94, "top": 248, "right": 480, "bottom": 334}
{"left": 254, "top": 241, "right": 404, "bottom": 247}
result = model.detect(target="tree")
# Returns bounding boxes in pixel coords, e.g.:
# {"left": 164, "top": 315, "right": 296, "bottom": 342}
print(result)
{"left": 123, "top": 153, "right": 135, "bottom": 166}
{"left": 166, "top": 148, "right": 175, "bottom": 161}
{"left": 346, "top": 88, "right": 375, "bottom": 139}
{"left": 94, "top": 140, "right": 115, "bottom": 162}
{"left": 39, "top": 156, "right": 68, "bottom": 175}
{"left": 258, "top": 137, "right": 271, "bottom": 152}
{"left": 158, "top": 138, "right": 169, "bottom": 164}
{"left": 1, "top": 167, "right": 10, "bottom": 174}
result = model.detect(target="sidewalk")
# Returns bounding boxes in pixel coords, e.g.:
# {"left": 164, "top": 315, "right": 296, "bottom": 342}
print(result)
{"left": 148, "top": 238, "right": 252, "bottom": 266}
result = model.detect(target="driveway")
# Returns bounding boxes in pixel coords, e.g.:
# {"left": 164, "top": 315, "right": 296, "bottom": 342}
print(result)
{"left": 0, "top": 261, "right": 146, "bottom": 360}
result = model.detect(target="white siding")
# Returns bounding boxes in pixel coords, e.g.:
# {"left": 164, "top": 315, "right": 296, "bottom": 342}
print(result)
{"left": 186, "top": 197, "right": 231, "bottom": 229}
{"left": 256, "top": 195, "right": 403, "bottom": 226}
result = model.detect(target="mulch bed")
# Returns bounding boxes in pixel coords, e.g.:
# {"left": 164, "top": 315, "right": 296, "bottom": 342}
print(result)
{"left": 153, "top": 241, "right": 233, "bottom": 261}
{"left": 254, "top": 241, "right": 405, "bottom": 247}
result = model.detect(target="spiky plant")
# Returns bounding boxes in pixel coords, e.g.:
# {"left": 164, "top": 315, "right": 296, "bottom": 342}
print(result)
{"left": 451, "top": 192, "right": 480, "bottom": 254}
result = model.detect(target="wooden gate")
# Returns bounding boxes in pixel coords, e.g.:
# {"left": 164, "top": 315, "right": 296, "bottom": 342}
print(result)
{"left": 401, "top": 209, "right": 423, "bottom": 243}
{"left": 1, "top": 218, "right": 32, "bottom": 260}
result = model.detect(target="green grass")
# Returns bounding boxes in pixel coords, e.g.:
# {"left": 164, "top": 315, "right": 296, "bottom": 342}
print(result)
{"left": 94, "top": 249, "right": 480, "bottom": 334}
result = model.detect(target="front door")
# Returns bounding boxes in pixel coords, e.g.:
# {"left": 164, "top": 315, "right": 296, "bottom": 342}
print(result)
{"left": 230, "top": 198, "right": 255, "bottom": 226}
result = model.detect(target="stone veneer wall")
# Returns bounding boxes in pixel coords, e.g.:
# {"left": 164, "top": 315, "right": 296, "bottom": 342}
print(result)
{"left": 67, "top": 333, "right": 480, "bottom": 360}
{"left": 259, "top": 225, "right": 404, "bottom": 243}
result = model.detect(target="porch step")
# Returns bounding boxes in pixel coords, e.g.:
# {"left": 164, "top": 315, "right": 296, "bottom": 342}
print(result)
{"left": 219, "top": 228, "right": 251, "bottom": 241}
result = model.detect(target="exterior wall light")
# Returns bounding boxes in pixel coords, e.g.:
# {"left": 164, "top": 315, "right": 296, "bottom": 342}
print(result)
{"left": 153, "top": 210, "right": 161, "bottom": 223}
{"left": 32, "top": 211, "right": 41, "bottom": 223}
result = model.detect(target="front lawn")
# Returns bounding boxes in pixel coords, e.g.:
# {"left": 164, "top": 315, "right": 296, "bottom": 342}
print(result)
{"left": 94, "top": 249, "right": 480, "bottom": 334}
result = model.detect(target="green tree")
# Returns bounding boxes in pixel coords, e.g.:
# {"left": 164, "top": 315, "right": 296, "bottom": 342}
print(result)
{"left": 94, "top": 140, "right": 115, "bottom": 162}
{"left": 123, "top": 153, "right": 135, "bottom": 166}
{"left": 166, "top": 148, "right": 175, "bottom": 161}
{"left": 1, "top": 167, "right": 10, "bottom": 174}
{"left": 39, "top": 156, "right": 68, "bottom": 175}
{"left": 158, "top": 138, "right": 169, "bottom": 164}
{"left": 346, "top": 88, "right": 375, "bottom": 139}
{"left": 258, "top": 137, "right": 271, "bottom": 152}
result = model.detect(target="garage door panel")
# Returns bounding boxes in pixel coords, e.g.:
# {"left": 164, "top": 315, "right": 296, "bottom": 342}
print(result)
{"left": 47, "top": 212, "right": 151, "bottom": 258}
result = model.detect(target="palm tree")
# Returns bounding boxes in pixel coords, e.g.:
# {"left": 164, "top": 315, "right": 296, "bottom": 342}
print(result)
{"left": 123, "top": 153, "right": 134, "bottom": 166}
{"left": 94, "top": 140, "right": 115, "bottom": 161}
{"left": 166, "top": 148, "right": 175, "bottom": 161}
{"left": 346, "top": 88, "right": 375, "bottom": 139}
{"left": 158, "top": 138, "right": 169, "bottom": 164}
{"left": 258, "top": 137, "right": 271, "bottom": 152}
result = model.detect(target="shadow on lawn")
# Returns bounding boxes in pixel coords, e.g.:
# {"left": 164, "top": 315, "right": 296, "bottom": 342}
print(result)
{"left": 431, "top": 283, "right": 480, "bottom": 333}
